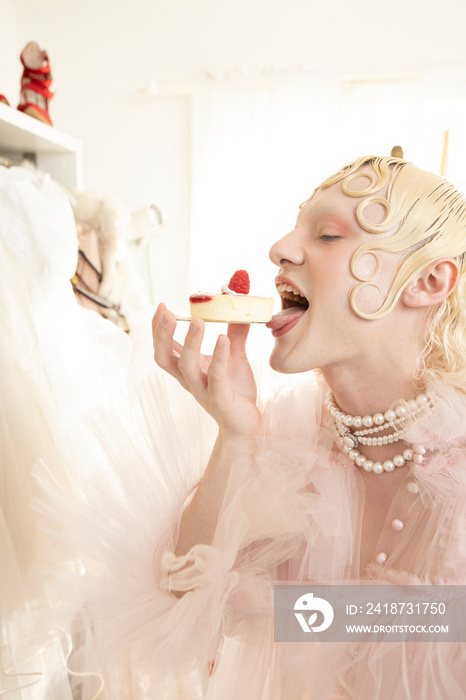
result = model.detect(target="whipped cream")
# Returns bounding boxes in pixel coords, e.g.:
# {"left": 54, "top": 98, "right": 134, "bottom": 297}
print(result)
{"left": 221, "top": 284, "right": 240, "bottom": 295}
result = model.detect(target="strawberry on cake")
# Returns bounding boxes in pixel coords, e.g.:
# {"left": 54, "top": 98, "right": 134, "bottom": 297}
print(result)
{"left": 189, "top": 270, "right": 274, "bottom": 323}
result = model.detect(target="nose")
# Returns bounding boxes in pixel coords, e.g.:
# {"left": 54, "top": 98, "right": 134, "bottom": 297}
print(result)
{"left": 269, "top": 229, "right": 304, "bottom": 268}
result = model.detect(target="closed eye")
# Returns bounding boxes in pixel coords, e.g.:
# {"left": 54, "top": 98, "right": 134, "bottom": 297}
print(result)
{"left": 319, "top": 234, "right": 341, "bottom": 242}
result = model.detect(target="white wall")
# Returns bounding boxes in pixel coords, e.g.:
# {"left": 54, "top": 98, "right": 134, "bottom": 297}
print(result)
{"left": 0, "top": 0, "right": 18, "bottom": 102}
{"left": 5, "top": 0, "right": 466, "bottom": 310}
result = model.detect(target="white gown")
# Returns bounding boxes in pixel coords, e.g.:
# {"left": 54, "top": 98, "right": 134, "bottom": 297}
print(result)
{"left": 0, "top": 164, "right": 112, "bottom": 698}
{"left": 0, "top": 165, "right": 160, "bottom": 698}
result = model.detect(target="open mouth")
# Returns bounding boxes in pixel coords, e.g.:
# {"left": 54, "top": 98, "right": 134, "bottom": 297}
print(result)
{"left": 266, "top": 283, "right": 309, "bottom": 335}
{"left": 276, "top": 283, "right": 309, "bottom": 312}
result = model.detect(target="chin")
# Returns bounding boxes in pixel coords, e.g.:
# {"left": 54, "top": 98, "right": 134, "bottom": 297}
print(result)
{"left": 269, "top": 346, "right": 312, "bottom": 375}
{"left": 268, "top": 346, "right": 288, "bottom": 373}
{"left": 269, "top": 357, "right": 290, "bottom": 374}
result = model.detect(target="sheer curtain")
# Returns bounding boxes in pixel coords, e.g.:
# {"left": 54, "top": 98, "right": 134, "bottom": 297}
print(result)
{"left": 340, "top": 74, "right": 466, "bottom": 187}
{"left": 187, "top": 70, "right": 466, "bottom": 359}
{"left": 189, "top": 72, "right": 344, "bottom": 298}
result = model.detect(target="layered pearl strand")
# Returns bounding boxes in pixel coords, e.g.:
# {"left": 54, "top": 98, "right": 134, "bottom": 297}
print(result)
{"left": 326, "top": 391, "right": 430, "bottom": 474}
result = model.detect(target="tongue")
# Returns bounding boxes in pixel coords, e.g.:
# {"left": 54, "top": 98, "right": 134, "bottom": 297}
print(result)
{"left": 266, "top": 305, "right": 307, "bottom": 331}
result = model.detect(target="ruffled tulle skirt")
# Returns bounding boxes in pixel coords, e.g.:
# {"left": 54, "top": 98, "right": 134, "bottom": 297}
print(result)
{"left": 34, "top": 371, "right": 466, "bottom": 699}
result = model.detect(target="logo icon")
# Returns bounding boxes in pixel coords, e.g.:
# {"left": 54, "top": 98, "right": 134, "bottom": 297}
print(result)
{"left": 294, "top": 592, "right": 334, "bottom": 633}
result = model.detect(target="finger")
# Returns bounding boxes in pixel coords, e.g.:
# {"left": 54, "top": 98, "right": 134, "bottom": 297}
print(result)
{"left": 199, "top": 353, "right": 212, "bottom": 373}
{"left": 153, "top": 308, "right": 181, "bottom": 377}
{"left": 180, "top": 320, "right": 212, "bottom": 373}
{"left": 206, "top": 334, "right": 231, "bottom": 402}
{"left": 227, "top": 323, "right": 250, "bottom": 357}
{"left": 173, "top": 338, "right": 211, "bottom": 371}
{"left": 177, "top": 319, "right": 207, "bottom": 393}
{"left": 152, "top": 302, "right": 166, "bottom": 337}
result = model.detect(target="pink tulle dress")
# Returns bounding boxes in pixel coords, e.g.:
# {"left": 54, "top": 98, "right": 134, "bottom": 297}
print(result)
{"left": 42, "top": 371, "right": 466, "bottom": 699}
{"left": 157, "top": 377, "right": 466, "bottom": 699}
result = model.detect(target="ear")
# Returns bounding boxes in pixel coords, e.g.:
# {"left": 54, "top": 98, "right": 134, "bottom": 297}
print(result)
{"left": 401, "top": 258, "right": 459, "bottom": 308}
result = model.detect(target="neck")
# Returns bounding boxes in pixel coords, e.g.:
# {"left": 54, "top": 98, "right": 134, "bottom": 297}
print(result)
{"left": 320, "top": 308, "right": 428, "bottom": 416}
{"left": 321, "top": 360, "right": 422, "bottom": 418}
{"left": 319, "top": 316, "right": 430, "bottom": 476}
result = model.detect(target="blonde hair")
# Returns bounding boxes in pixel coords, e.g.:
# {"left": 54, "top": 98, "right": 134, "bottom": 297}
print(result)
{"left": 316, "top": 155, "right": 466, "bottom": 390}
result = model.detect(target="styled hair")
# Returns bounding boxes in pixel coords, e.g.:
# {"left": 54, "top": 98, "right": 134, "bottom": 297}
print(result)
{"left": 317, "top": 155, "right": 466, "bottom": 390}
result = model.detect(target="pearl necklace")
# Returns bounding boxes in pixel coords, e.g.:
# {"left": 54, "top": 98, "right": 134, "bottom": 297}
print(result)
{"left": 325, "top": 391, "right": 430, "bottom": 475}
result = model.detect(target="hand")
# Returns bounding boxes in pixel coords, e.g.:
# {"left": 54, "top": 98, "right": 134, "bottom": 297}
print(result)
{"left": 152, "top": 304, "right": 261, "bottom": 439}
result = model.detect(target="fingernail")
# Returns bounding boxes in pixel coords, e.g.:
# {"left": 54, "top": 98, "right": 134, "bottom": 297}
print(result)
{"left": 217, "top": 335, "right": 227, "bottom": 347}
{"left": 161, "top": 312, "right": 168, "bottom": 326}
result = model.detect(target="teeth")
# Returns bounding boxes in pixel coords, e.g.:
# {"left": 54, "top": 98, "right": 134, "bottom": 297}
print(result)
{"left": 276, "top": 283, "right": 307, "bottom": 305}
{"left": 277, "top": 283, "right": 301, "bottom": 295}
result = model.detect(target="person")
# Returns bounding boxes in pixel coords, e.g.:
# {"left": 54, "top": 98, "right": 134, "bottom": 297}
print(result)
{"left": 150, "top": 155, "right": 466, "bottom": 699}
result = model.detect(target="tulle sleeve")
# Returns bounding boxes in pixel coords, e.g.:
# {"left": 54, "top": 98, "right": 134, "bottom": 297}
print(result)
{"left": 147, "top": 375, "right": 347, "bottom": 673}
{"left": 36, "top": 372, "right": 337, "bottom": 682}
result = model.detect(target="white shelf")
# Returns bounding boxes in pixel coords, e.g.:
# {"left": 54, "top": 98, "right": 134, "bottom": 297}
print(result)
{"left": 0, "top": 101, "right": 82, "bottom": 188}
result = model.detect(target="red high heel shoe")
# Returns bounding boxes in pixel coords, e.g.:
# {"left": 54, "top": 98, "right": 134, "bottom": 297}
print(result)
{"left": 0, "top": 95, "right": 10, "bottom": 105}
{"left": 17, "top": 41, "right": 53, "bottom": 126}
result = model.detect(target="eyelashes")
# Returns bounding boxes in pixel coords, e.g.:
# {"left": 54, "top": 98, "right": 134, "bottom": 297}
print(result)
{"left": 319, "top": 234, "right": 341, "bottom": 242}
